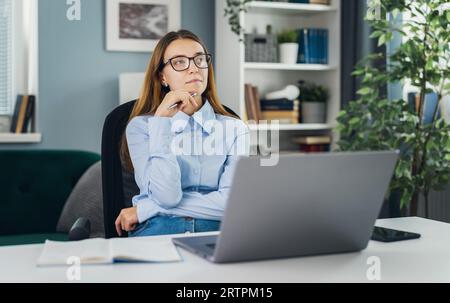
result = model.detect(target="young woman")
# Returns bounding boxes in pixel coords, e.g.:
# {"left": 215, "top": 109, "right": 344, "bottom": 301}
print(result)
{"left": 115, "top": 29, "right": 250, "bottom": 237}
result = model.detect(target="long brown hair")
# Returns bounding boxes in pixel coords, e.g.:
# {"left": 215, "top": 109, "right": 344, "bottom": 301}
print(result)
{"left": 120, "top": 29, "right": 238, "bottom": 172}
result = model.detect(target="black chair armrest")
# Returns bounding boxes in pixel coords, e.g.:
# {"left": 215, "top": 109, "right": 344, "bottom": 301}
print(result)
{"left": 68, "top": 217, "right": 91, "bottom": 241}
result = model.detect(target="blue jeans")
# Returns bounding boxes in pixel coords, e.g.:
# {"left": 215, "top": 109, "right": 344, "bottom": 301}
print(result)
{"left": 128, "top": 215, "right": 221, "bottom": 237}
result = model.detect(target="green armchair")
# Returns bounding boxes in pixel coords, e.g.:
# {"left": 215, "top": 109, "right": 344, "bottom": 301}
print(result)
{"left": 0, "top": 150, "right": 101, "bottom": 246}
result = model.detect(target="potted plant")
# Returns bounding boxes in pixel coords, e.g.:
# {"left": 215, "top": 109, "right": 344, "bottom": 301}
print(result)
{"left": 277, "top": 29, "right": 299, "bottom": 64}
{"left": 336, "top": 0, "right": 450, "bottom": 217}
{"left": 223, "top": 0, "right": 253, "bottom": 41}
{"left": 298, "top": 81, "right": 329, "bottom": 123}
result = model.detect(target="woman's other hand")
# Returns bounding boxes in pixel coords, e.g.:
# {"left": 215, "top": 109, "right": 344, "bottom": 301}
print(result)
{"left": 115, "top": 206, "right": 139, "bottom": 236}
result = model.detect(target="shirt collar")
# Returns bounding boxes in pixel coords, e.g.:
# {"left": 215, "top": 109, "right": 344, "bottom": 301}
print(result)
{"left": 193, "top": 99, "right": 216, "bottom": 134}
{"left": 170, "top": 99, "right": 216, "bottom": 134}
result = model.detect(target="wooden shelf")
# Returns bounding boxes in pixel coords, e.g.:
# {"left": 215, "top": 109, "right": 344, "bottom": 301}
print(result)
{"left": 0, "top": 133, "right": 42, "bottom": 143}
{"left": 248, "top": 123, "right": 335, "bottom": 131}
{"left": 246, "top": 1, "right": 337, "bottom": 15}
{"left": 244, "top": 62, "right": 335, "bottom": 71}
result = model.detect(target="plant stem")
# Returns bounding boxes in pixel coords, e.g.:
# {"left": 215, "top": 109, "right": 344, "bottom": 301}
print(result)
{"left": 417, "top": 57, "right": 448, "bottom": 212}
{"left": 410, "top": 191, "right": 419, "bottom": 217}
{"left": 410, "top": 21, "right": 430, "bottom": 216}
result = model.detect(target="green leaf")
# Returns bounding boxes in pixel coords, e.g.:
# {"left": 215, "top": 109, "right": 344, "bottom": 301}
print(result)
{"left": 363, "top": 73, "right": 373, "bottom": 82}
{"left": 378, "top": 35, "right": 386, "bottom": 47}
{"left": 386, "top": 32, "right": 393, "bottom": 42}
{"left": 349, "top": 117, "right": 360, "bottom": 126}
{"left": 352, "top": 70, "right": 364, "bottom": 76}
{"left": 337, "top": 110, "right": 347, "bottom": 118}
{"left": 447, "top": 11, "right": 450, "bottom": 23}
{"left": 370, "top": 30, "right": 383, "bottom": 39}
{"left": 377, "top": 100, "right": 388, "bottom": 108}
{"left": 400, "top": 190, "right": 412, "bottom": 209}
{"left": 392, "top": 9, "right": 400, "bottom": 19}
{"left": 357, "top": 87, "right": 372, "bottom": 95}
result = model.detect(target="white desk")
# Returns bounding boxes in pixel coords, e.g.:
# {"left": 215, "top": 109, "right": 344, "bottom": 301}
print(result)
{"left": 1, "top": 217, "right": 449, "bottom": 283}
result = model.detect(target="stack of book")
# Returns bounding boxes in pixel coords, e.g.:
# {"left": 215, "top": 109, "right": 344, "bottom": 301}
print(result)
{"left": 297, "top": 28, "right": 329, "bottom": 64}
{"left": 292, "top": 135, "right": 331, "bottom": 153}
{"left": 10, "top": 95, "right": 35, "bottom": 133}
{"left": 292, "top": 0, "right": 330, "bottom": 4}
{"left": 260, "top": 98, "right": 300, "bottom": 124}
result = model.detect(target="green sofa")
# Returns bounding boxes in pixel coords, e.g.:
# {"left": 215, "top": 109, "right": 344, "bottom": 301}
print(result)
{"left": 0, "top": 150, "right": 101, "bottom": 246}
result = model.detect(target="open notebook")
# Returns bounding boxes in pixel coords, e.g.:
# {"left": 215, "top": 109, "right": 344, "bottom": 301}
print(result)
{"left": 37, "top": 237, "right": 182, "bottom": 266}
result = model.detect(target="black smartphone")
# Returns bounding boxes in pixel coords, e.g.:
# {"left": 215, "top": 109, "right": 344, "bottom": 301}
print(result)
{"left": 371, "top": 226, "right": 421, "bottom": 242}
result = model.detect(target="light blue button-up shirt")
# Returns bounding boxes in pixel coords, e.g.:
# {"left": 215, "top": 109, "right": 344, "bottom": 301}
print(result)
{"left": 126, "top": 100, "right": 250, "bottom": 223}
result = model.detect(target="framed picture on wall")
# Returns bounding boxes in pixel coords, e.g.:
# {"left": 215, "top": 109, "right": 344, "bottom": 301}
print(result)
{"left": 106, "top": 0, "right": 181, "bottom": 52}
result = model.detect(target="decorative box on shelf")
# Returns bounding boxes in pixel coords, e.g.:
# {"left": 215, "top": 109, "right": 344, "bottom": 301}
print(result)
{"left": 245, "top": 33, "right": 278, "bottom": 63}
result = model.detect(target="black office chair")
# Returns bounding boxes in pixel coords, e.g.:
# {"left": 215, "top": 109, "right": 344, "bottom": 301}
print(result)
{"left": 101, "top": 99, "right": 239, "bottom": 238}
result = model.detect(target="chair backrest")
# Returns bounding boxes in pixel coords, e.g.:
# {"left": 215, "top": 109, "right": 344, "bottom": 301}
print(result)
{"left": 101, "top": 100, "right": 239, "bottom": 238}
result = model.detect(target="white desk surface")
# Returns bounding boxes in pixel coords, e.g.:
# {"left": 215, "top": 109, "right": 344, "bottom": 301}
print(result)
{"left": 1, "top": 217, "right": 449, "bottom": 283}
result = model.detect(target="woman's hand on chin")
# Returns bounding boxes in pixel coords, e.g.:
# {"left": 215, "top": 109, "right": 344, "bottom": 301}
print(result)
{"left": 155, "top": 90, "right": 198, "bottom": 118}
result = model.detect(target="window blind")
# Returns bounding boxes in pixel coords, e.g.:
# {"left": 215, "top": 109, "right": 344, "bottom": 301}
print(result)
{"left": 0, "top": 0, "right": 12, "bottom": 115}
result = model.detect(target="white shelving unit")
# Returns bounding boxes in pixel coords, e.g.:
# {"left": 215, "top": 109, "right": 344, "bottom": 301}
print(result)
{"left": 246, "top": 1, "right": 337, "bottom": 15}
{"left": 244, "top": 62, "right": 336, "bottom": 71}
{"left": 216, "top": 0, "right": 341, "bottom": 150}
{"left": 0, "top": 133, "right": 42, "bottom": 143}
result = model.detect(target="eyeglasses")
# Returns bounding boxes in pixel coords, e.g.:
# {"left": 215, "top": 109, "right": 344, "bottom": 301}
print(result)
{"left": 162, "top": 54, "right": 212, "bottom": 72}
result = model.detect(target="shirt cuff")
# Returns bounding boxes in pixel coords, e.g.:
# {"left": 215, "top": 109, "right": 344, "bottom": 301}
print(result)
{"left": 135, "top": 200, "right": 161, "bottom": 223}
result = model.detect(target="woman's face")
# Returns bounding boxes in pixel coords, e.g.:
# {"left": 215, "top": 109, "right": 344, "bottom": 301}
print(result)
{"left": 160, "top": 39, "right": 209, "bottom": 115}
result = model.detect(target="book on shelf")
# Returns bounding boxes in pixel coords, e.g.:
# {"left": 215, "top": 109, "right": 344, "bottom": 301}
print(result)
{"left": 9, "top": 96, "right": 23, "bottom": 133}
{"left": 310, "top": 0, "right": 331, "bottom": 5}
{"left": 407, "top": 92, "right": 440, "bottom": 124}
{"left": 292, "top": 0, "right": 330, "bottom": 5}
{"left": 297, "top": 28, "right": 328, "bottom": 64}
{"left": 299, "top": 144, "right": 330, "bottom": 153}
{"left": 261, "top": 99, "right": 300, "bottom": 124}
{"left": 292, "top": 135, "right": 331, "bottom": 153}
{"left": 260, "top": 98, "right": 297, "bottom": 111}
{"left": 261, "top": 112, "right": 299, "bottom": 124}
{"left": 244, "top": 84, "right": 255, "bottom": 121}
{"left": 262, "top": 110, "right": 298, "bottom": 118}
{"left": 292, "top": 135, "right": 332, "bottom": 145}
{"left": 244, "top": 83, "right": 262, "bottom": 123}
{"left": 252, "top": 85, "right": 263, "bottom": 121}
{"left": 9, "top": 95, "right": 35, "bottom": 134}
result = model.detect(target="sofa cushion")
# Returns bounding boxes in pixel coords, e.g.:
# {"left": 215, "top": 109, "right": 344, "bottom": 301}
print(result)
{"left": 0, "top": 150, "right": 101, "bottom": 236}
{"left": 56, "top": 161, "right": 104, "bottom": 238}
{"left": 0, "top": 233, "right": 68, "bottom": 247}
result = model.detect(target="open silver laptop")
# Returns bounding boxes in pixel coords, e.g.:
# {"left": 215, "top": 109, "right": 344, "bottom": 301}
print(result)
{"left": 172, "top": 150, "right": 400, "bottom": 263}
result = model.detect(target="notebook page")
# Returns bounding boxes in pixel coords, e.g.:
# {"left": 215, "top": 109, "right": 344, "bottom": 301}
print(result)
{"left": 37, "top": 238, "right": 112, "bottom": 266}
{"left": 110, "top": 237, "right": 182, "bottom": 262}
